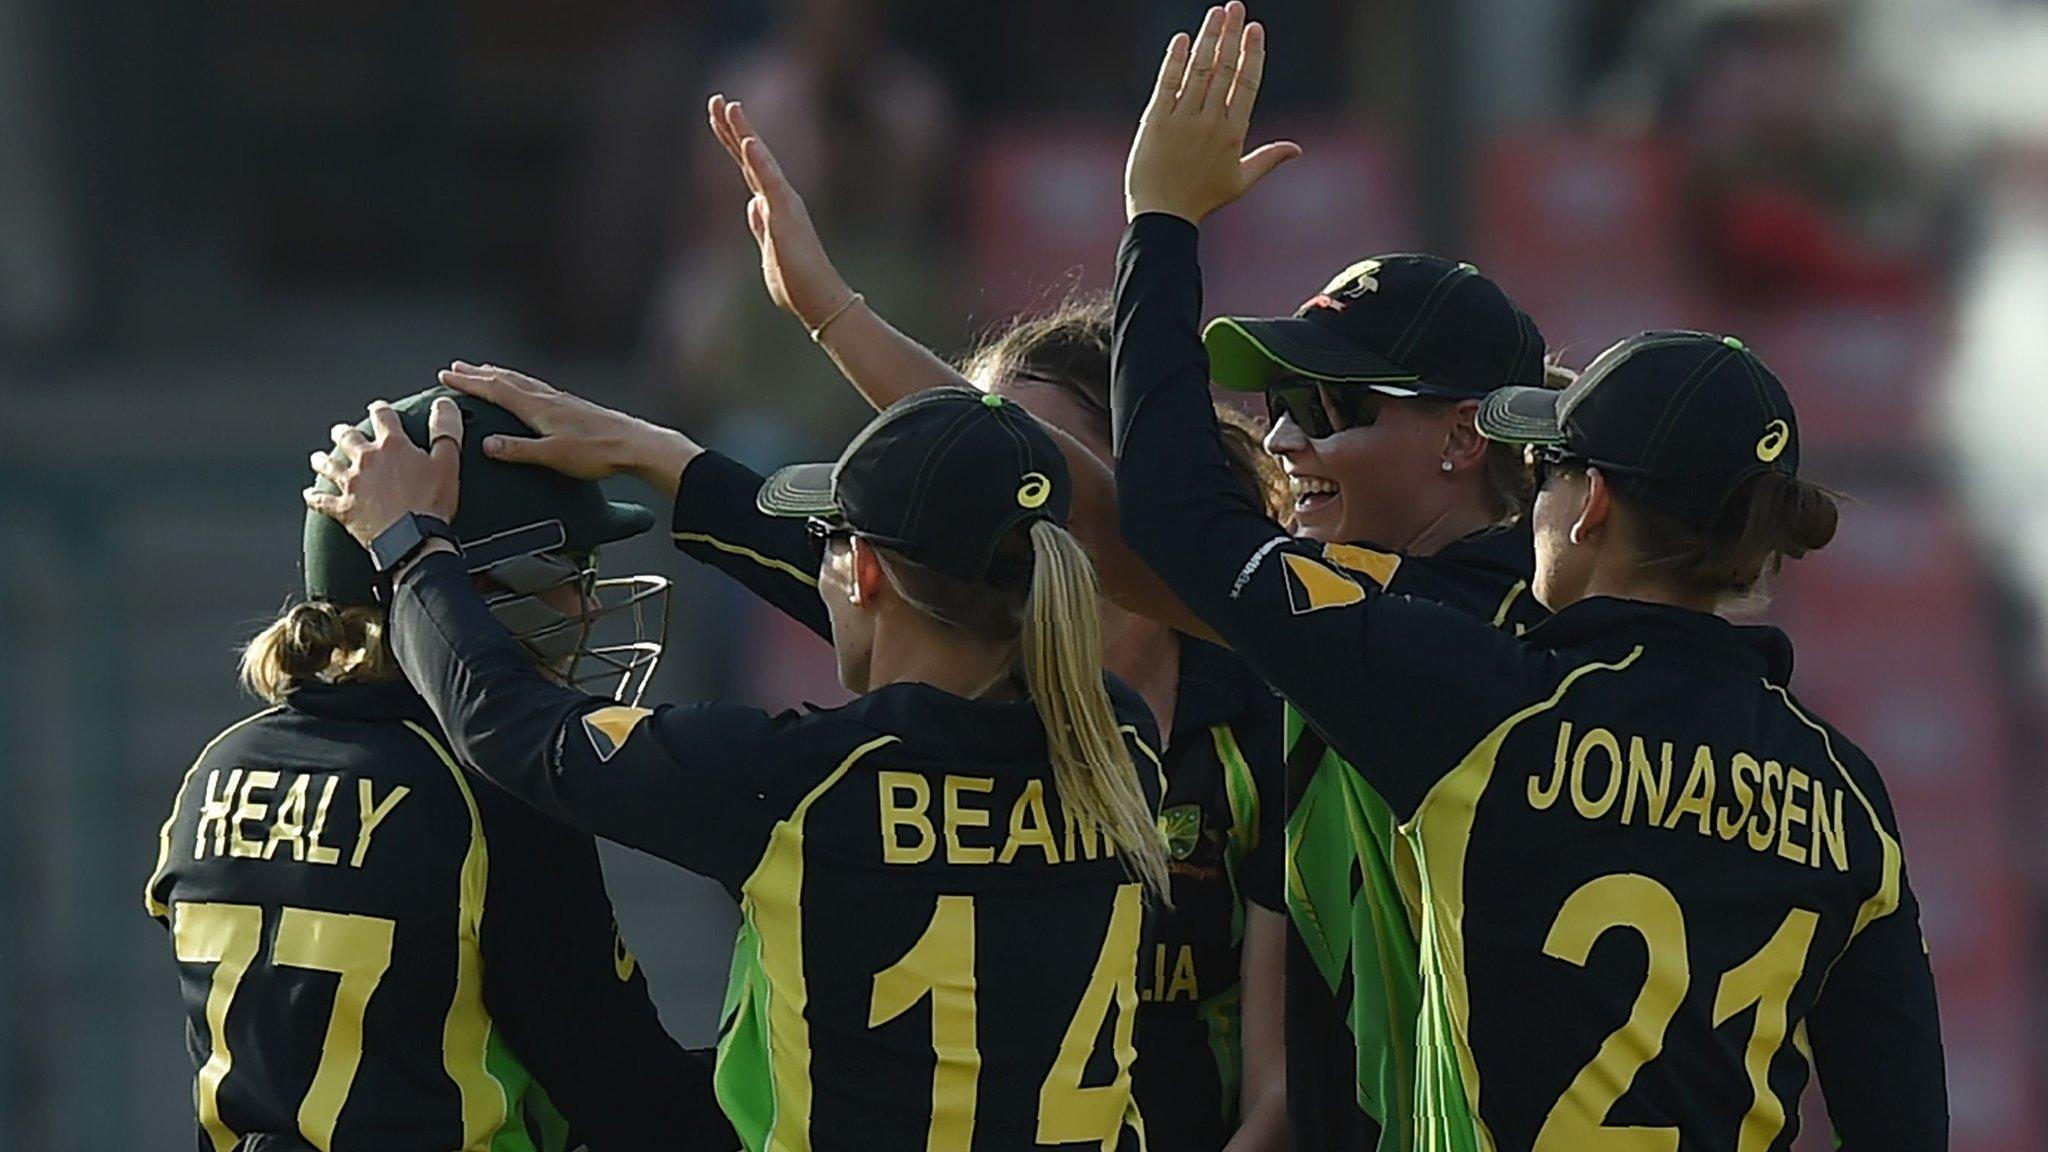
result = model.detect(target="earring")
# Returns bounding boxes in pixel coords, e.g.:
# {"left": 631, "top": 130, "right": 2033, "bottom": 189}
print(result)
{"left": 1440, "top": 459, "right": 1454, "bottom": 472}
{"left": 1569, "top": 524, "right": 1585, "bottom": 546}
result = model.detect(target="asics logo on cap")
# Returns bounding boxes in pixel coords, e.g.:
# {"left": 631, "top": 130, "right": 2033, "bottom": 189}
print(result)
{"left": 1016, "top": 472, "right": 1053, "bottom": 509}
{"left": 1756, "top": 420, "right": 1791, "bottom": 463}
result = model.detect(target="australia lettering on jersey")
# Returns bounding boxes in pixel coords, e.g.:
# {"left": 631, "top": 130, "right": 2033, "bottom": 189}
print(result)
{"left": 1526, "top": 720, "right": 1851, "bottom": 872}
{"left": 878, "top": 772, "right": 1117, "bottom": 866}
{"left": 1138, "top": 943, "right": 1201, "bottom": 1004}
{"left": 190, "top": 768, "right": 411, "bottom": 869}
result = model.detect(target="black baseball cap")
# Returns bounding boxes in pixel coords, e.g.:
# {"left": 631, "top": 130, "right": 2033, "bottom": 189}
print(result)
{"left": 1206, "top": 255, "right": 1547, "bottom": 398}
{"left": 305, "top": 386, "right": 655, "bottom": 605}
{"left": 756, "top": 387, "right": 1072, "bottom": 582}
{"left": 1477, "top": 331, "right": 1801, "bottom": 529}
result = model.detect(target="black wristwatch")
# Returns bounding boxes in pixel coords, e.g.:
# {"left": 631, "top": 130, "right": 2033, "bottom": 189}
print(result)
{"left": 369, "top": 513, "right": 462, "bottom": 597}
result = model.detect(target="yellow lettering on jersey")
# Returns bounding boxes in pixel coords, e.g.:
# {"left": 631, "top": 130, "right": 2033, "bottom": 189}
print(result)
{"left": 306, "top": 776, "right": 343, "bottom": 866}
{"left": 1721, "top": 753, "right": 1758, "bottom": 841}
{"left": 1530, "top": 725, "right": 1849, "bottom": 873}
{"left": 194, "top": 769, "right": 241, "bottom": 861}
{"left": 1664, "top": 745, "right": 1716, "bottom": 836}
{"left": 1776, "top": 768, "right": 1811, "bottom": 865}
{"left": 998, "top": 779, "right": 1058, "bottom": 865}
{"left": 943, "top": 776, "right": 996, "bottom": 865}
{"left": 1166, "top": 945, "right": 1199, "bottom": 1003}
{"left": 1569, "top": 728, "right": 1622, "bottom": 819}
{"left": 352, "top": 780, "right": 411, "bottom": 869}
{"left": 1748, "top": 759, "right": 1784, "bottom": 852}
{"left": 1810, "top": 783, "right": 1848, "bottom": 871}
{"left": 229, "top": 771, "right": 280, "bottom": 858}
{"left": 880, "top": 771, "right": 936, "bottom": 864}
{"left": 1528, "top": 723, "right": 1569, "bottom": 810}
{"left": 264, "top": 774, "right": 311, "bottom": 862}
{"left": 1621, "top": 736, "right": 1671, "bottom": 827}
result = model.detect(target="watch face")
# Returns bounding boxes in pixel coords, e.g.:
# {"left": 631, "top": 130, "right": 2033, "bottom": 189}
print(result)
{"left": 371, "top": 516, "right": 425, "bottom": 573}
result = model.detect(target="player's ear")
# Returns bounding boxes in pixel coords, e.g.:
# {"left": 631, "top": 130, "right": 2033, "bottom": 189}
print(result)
{"left": 847, "top": 537, "right": 886, "bottom": 606}
{"left": 1442, "top": 400, "right": 1488, "bottom": 472}
{"left": 1575, "top": 466, "right": 1613, "bottom": 546}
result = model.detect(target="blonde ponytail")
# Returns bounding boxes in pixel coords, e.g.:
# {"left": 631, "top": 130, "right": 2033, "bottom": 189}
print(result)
{"left": 238, "top": 601, "right": 399, "bottom": 703}
{"left": 1019, "top": 520, "right": 1172, "bottom": 903}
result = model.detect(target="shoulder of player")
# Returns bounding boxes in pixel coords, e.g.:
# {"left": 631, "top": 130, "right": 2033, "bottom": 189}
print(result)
{"left": 1763, "top": 683, "right": 1900, "bottom": 827}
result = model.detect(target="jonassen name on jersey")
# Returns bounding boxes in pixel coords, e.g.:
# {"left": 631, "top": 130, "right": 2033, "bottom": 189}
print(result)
{"left": 1527, "top": 721, "right": 1852, "bottom": 872}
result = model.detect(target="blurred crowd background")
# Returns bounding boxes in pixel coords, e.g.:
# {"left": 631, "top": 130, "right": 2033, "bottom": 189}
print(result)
{"left": 1, "top": 0, "right": 2043, "bottom": 1147}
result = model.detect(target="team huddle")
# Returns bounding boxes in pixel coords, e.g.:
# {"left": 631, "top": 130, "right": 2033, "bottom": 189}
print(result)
{"left": 142, "top": 5, "right": 1947, "bottom": 1151}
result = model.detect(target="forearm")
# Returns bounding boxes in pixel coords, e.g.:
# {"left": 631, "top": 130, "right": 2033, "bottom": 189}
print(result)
{"left": 672, "top": 449, "right": 832, "bottom": 640}
{"left": 815, "top": 301, "right": 974, "bottom": 411}
{"left": 1110, "top": 214, "right": 1290, "bottom": 647}
{"left": 1225, "top": 904, "right": 1288, "bottom": 1152}
{"left": 618, "top": 422, "right": 703, "bottom": 501}
{"left": 388, "top": 551, "right": 594, "bottom": 825}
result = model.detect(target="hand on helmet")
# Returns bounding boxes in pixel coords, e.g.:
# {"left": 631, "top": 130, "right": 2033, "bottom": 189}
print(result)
{"left": 304, "top": 397, "right": 462, "bottom": 549}
{"left": 438, "top": 362, "right": 702, "bottom": 499}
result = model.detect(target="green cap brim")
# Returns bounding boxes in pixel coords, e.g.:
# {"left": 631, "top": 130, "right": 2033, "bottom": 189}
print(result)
{"left": 756, "top": 462, "right": 839, "bottom": 519}
{"left": 1476, "top": 385, "right": 1568, "bottom": 445}
{"left": 1203, "top": 316, "right": 1422, "bottom": 393}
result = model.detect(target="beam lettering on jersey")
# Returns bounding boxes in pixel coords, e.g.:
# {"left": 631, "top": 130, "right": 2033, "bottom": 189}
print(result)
{"left": 879, "top": 771, "right": 1114, "bottom": 866}
{"left": 1525, "top": 721, "right": 1850, "bottom": 872}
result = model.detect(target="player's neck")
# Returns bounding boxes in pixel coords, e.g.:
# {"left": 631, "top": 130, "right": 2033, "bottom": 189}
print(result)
{"left": 1400, "top": 499, "right": 1498, "bottom": 558}
{"left": 866, "top": 619, "right": 1022, "bottom": 702}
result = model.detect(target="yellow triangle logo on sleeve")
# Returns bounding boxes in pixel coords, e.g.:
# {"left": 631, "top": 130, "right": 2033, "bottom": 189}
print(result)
{"left": 1282, "top": 552, "right": 1367, "bottom": 615}
{"left": 582, "top": 706, "right": 654, "bottom": 763}
{"left": 1320, "top": 542, "right": 1402, "bottom": 588}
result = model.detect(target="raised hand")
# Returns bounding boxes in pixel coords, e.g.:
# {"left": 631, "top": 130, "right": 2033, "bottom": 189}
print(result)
{"left": 305, "top": 398, "right": 463, "bottom": 548}
{"left": 439, "top": 363, "right": 700, "bottom": 498}
{"left": 1124, "top": 2, "right": 1299, "bottom": 225}
{"left": 706, "top": 93, "right": 859, "bottom": 332}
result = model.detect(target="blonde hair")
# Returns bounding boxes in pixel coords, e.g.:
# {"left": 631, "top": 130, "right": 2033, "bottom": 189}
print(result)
{"left": 239, "top": 601, "right": 399, "bottom": 703}
{"left": 871, "top": 524, "right": 1172, "bottom": 903}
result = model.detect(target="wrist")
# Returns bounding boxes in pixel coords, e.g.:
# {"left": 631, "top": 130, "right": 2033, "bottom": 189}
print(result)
{"left": 388, "top": 538, "right": 459, "bottom": 592}
{"left": 621, "top": 422, "right": 702, "bottom": 500}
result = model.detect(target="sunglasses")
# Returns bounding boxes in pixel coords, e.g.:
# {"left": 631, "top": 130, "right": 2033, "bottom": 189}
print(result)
{"left": 805, "top": 517, "right": 856, "bottom": 544}
{"left": 1264, "top": 381, "right": 1385, "bottom": 439}
{"left": 1525, "top": 444, "right": 1590, "bottom": 489}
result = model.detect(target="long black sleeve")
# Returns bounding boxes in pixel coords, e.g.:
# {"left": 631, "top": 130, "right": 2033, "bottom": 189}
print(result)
{"left": 1109, "top": 214, "right": 1533, "bottom": 817}
{"left": 671, "top": 450, "right": 831, "bottom": 641}
{"left": 389, "top": 550, "right": 787, "bottom": 886}
{"left": 476, "top": 793, "right": 735, "bottom": 1149}
{"left": 1806, "top": 867, "right": 1949, "bottom": 1149}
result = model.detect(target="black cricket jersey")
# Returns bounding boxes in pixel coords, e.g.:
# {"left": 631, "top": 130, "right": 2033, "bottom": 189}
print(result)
{"left": 672, "top": 450, "right": 1287, "bottom": 1152}
{"left": 1111, "top": 213, "right": 1947, "bottom": 1152}
{"left": 1280, "top": 525, "right": 1545, "bottom": 1152}
{"left": 387, "top": 546, "right": 1166, "bottom": 1152}
{"left": 144, "top": 679, "right": 724, "bottom": 1152}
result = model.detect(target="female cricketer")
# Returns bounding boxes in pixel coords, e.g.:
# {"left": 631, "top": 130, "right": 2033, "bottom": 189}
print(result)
{"left": 1111, "top": 6, "right": 1948, "bottom": 1149}
{"left": 145, "top": 388, "right": 727, "bottom": 1151}
{"left": 694, "top": 94, "right": 1289, "bottom": 1152}
{"left": 306, "top": 380, "right": 1168, "bottom": 1151}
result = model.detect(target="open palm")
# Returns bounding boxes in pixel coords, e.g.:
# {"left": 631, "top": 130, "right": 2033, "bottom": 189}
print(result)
{"left": 706, "top": 94, "right": 855, "bottom": 328}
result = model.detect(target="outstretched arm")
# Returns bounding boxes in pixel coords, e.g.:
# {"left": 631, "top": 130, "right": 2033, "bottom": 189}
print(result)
{"left": 706, "top": 94, "right": 1222, "bottom": 641}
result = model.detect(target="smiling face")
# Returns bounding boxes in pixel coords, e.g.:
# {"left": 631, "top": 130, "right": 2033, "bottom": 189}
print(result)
{"left": 1262, "top": 385, "right": 1478, "bottom": 546}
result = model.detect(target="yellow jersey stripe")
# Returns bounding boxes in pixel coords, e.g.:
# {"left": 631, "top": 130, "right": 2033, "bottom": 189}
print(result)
{"left": 402, "top": 720, "right": 508, "bottom": 1150}
{"left": 742, "top": 733, "right": 901, "bottom": 1151}
{"left": 145, "top": 706, "right": 283, "bottom": 919}
{"left": 673, "top": 532, "right": 820, "bottom": 588}
{"left": 1765, "top": 685, "right": 1902, "bottom": 938}
{"left": 1406, "top": 647, "right": 1644, "bottom": 1152}
{"left": 1488, "top": 580, "right": 1529, "bottom": 629}
{"left": 1211, "top": 724, "right": 1260, "bottom": 857}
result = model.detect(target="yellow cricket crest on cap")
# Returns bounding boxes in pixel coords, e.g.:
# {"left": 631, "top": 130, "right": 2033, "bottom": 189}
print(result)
{"left": 1017, "top": 471, "right": 1052, "bottom": 509}
{"left": 1322, "top": 258, "right": 1383, "bottom": 298}
{"left": 1756, "top": 419, "right": 1791, "bottom": 463}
